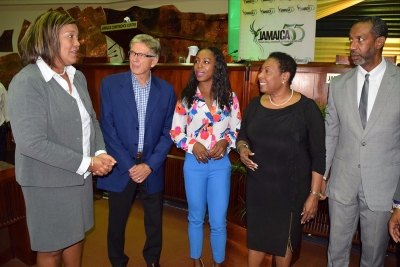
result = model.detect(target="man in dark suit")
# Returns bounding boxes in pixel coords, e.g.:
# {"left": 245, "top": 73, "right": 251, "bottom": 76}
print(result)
{"left": 322, "top": 17, "right": 400, "bottom": 267}
{"left": 97, "top": 34, "right": 176, "bottom": 267}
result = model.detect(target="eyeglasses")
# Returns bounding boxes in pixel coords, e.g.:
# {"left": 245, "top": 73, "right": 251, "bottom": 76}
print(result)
{"left": 128, "top": 51, "right": 156, "bottom": 59}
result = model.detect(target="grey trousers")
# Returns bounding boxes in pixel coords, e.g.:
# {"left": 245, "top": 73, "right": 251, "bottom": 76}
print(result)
{"left": 327, "top": 183, "right": 391, "bottom": 267}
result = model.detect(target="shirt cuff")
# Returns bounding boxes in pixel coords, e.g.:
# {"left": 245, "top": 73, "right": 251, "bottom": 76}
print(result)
{"left": 392, "top": 199, "right": 400, "bottom": 209}
{"left": 77, "top": 155, "right": 91, "bottom": 175}
{"left": 95, "top": 150, "right": 107, "bottom": 156}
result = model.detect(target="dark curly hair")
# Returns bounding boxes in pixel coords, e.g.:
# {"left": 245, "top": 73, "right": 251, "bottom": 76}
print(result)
{"left": 180, "top": 47, "right": 232, "bottom": 112}
{"left": 268, "top": 51, "right": 297, "bottom": 85}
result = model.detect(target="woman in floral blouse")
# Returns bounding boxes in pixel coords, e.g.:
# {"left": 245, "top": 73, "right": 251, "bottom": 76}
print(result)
{"left": 170, "top": 47, "right": 241, "bottom": 267}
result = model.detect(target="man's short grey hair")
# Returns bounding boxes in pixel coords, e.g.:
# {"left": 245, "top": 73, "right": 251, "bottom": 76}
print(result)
{"left": 129, "top": 34, "right": 161, "bottom": 57}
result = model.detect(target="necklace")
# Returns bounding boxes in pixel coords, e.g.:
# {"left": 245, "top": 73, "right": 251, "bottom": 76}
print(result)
{"left": 269, "top": 89, "right": 293, "bottom": 107}
{"left": 55, "top": 67, "right": 66, "bottom": 76}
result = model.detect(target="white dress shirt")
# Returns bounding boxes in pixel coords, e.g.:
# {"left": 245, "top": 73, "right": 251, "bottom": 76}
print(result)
{"left": 36, "top": 57, "right": 104, "bottom": 178}
{"left": 357, "top": 57, "right": 387, "bottom": 121}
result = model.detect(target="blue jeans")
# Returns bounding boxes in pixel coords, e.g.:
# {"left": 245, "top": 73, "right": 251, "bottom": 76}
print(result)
{"left": 183, "top": 153, "right": 231, "bottom": 264}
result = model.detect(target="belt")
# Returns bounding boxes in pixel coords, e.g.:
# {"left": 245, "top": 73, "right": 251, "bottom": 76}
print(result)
{"left": 136, "top": 152, "right": 143, "bottom": 159}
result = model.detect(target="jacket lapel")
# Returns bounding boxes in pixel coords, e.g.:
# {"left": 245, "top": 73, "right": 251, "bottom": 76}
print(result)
{"left": 345, "top": 69, "right": 363, "bottom": 130}
{"left": 363, "top": 61, "right": 397, "bottom": 136}
{"left": 119, "top": 71, "right": 139, "bottom": 121}
{"left": 73, "top": 75, "right": 91, "bottom": 114}
{"left": 145, "top": 76, "right": 161, "bottom": 126}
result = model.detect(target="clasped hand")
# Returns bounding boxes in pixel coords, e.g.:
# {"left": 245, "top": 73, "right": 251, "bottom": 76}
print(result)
{"left": 129, "top": 163, "right": 152, "bottom": 183}
{"left": 89, "top": 154, "right": 117, "bottom": 176}
{"left": 388, "top": 209, "right": 400, "bottom": 243}
{"left": 193, "top": 140, "right": 228, "bottom": 163}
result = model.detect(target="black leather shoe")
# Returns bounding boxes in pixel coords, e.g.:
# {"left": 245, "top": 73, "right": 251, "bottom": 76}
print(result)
{"left": 147, "top": 263, "right": 160, "bottom": 267}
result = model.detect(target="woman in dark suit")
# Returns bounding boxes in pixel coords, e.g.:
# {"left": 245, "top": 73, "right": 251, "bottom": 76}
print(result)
{"left": 8, "top": 11, "right": 116, "bottom": 267}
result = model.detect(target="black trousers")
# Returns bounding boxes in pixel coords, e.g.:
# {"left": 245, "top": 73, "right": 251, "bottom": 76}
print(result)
{"left": 107, "top": 163, "right": 163, "bottom": 267}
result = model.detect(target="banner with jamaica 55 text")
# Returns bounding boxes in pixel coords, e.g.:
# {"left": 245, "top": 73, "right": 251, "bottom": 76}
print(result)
{"left": 238, "top": 0, "right": 317, "bottom": 63}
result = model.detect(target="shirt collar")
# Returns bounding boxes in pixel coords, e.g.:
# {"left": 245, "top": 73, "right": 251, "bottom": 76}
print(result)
{"left": 357, "top": 56, "right": 386, "bottom": 76}
{"left": 36, "top": 57, "right": 76, "bottom": 82}
{"left": 131, "top": 72, "right": 152, "bottom": 87}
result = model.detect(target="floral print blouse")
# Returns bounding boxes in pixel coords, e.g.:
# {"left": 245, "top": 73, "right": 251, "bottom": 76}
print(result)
{"left": 170, "top": 88, "right": 241, "bottom": 154}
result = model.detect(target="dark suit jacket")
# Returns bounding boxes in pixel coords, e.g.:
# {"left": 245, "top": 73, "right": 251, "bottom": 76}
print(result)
{"left": 97, "top": 70, "right": 176, "bottom": 194}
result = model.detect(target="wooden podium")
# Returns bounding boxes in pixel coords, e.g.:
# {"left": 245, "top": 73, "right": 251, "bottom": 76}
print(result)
{"left": 100, "top": 21, "right": 149, "bottom": 59}
{"left": 0, "top": 162, "right": 36, "bottom": 266}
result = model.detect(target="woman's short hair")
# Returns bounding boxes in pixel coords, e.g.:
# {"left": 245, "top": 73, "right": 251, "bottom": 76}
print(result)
{"left": 19, "top": 11, "right": 76, "bottom": 67}
{"left": 129, "top": 34, "right": 161, "bottom": 57}
{"left": 268, "top": 51, "right": 297, "bottom": 85}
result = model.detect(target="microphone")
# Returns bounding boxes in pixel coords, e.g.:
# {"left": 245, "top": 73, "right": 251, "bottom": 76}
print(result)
{"left": 108, "top": 43, "right": 117, "bottom": 51}
{"left": 107, "top": 49, "right": 117, "bottom": 56}
{"left": 227, "top": 50, "right": 238, "bottom": 56}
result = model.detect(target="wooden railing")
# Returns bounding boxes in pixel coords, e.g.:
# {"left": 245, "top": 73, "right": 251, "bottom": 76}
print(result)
{"left": 0, "top": 163, "right": 36, "bottom": 266}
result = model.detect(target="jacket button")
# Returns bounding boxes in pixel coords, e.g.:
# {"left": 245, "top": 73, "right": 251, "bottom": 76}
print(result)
{"left": 358, "top": 164, "right": 361, "bottom": 168}
{"left": 361, "top": 142, "right": 366, "bottom": 146}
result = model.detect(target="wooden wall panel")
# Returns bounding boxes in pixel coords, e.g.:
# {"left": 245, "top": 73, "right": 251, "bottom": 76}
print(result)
{"left": 163, "top": 156, "right": 186, "bottom": 203}
{"left": 81, "top": 63, "right": 130, "bottom": 118}
{"left": 0, "top": 165, "right": 36, "bottom": 266}
{"left": 248, "top": 63, "right": 353, "bottom": 107}
{"left": 228, "top": 66, "right": 248, "bottom": 113}
{"left": 152, "top": 64, "right": 192, "bottom": 97}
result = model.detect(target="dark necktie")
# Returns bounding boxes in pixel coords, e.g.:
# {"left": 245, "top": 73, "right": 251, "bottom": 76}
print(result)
{"left": 359, "top": 73, "right": 370, "bottom": 129}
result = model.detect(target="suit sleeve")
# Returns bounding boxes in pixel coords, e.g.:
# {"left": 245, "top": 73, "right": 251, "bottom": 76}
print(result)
{"left": 145, "top": 85, "right": 176, "bottom": 172}
{"left": 100, "top": 78, "right": 135, "bottom": 175}
{"left": 325, "top": 81, "right": 340, "bottom": 178}
{"left": 0, "top": 83, "right": 9, "bottom": 123}
{"left": 8, "top": 72, "right": 83, "bottom": 172}
{"left": 306, "top": 100, "right": 326, "bottom": 175}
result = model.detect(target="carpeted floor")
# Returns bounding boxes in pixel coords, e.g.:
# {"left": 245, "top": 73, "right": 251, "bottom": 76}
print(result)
{"left": 1, "top": 198, "right": 397, "bottom": 267}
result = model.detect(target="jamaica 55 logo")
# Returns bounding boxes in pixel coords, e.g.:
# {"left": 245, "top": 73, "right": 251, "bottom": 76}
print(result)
{"left": 250, "top": 20, "right": 306, "bottom": 51}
